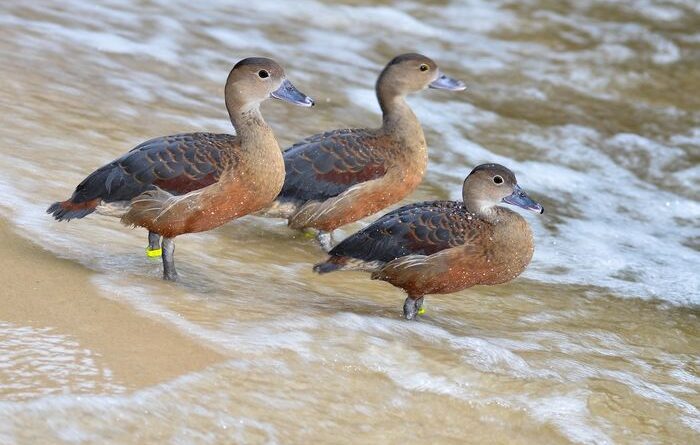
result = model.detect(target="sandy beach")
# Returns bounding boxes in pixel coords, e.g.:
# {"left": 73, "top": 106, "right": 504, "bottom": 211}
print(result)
{"left": 0, "top": 218, "right": 224, "bottom": 393}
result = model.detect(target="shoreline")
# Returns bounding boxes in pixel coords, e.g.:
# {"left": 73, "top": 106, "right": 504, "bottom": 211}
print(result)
{"left": 0, "top": 217, "right": 224, "bottom": 394}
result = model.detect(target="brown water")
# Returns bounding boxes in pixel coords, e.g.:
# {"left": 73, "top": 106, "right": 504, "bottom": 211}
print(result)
{"left": 0, "top": 0, "right": 699, "bottom": 443}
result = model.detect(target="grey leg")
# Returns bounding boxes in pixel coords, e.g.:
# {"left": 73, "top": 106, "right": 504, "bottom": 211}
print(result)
{"left": 161, "top": 237, "right": 178, "bottom": 281}
{"left": 146, "top": 231, "right": 162, "bottom": 258}
{"left": 415, "top": 296, "right": 425, "bottom": 316}
{"left": 403, "top": 295, "right": 424, "bottom": 320}
{"left": 317, "top": 231, "right": 334, "bottom": 252}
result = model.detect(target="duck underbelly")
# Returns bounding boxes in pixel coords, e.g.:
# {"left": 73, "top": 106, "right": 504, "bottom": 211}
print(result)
{"left": 377, "top": 254, "right": 525, "bottom": 297}
{"left": 256, "top": 198, "right": 300, "bottom": 219}
{"left": 184, "top": 191, "right": 275, "bottom": 234}
{"left": 384, "top": 267, "right": 480, "bottom": 296}
{"left": 166, "top": 173, "right": 284, "bottom": 237}
{"left": 291, "top": 173, "right": 423, "bottom": 231}
{"left": 120, "top": 152, "right": 285, "bottom": 238}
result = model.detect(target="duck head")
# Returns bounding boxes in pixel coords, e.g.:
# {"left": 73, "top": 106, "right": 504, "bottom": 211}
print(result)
{"left": 462, "top": 163, "right": 544, "bottom": 215}
{"left": 225, "top": 57, "right": 314, "bottom": 113}
{"left": 376, "top": 53, "right": 466, "bottom": 99}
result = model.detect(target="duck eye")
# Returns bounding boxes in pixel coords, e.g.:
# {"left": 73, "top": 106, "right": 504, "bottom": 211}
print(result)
{"left": 493, "top": 175, "right": 504, "bottom": 184}
{"left": 258, "top": 70, "right": 269, "bottom": 79}
{"left": 419, "top": 64, "right": 429, "bottom": 72}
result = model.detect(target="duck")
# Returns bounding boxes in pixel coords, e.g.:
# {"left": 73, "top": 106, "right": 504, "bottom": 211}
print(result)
{"left": 260, "top": 53, "right": 465, "bottom": 250}
{"left": 313, "top": 163, "right": 544, "bottom": 319}
{"left": 47, "top": 57, "right": 314, "bottom": 281}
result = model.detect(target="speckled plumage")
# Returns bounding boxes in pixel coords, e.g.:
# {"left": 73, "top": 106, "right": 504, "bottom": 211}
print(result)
{"left": 48, "top": 57, "right": 312, "bottom": 280}
{"left": 261, "top": 53, "right": 464, "bottom": 235}
{"left": 316, "top": 202, "right": 533, "bottom": 295}
{"left": 276, "top": 126, "right": 426, "bottom": 232}
{"left": 326, "top": 201, "right": 477, "bottom": 263}
{"left": 47, "top": 133, "right": 235, "bottom": 221}
{"left": 314, "top": 163, "right": 542, "bottom": 319}
{"left": 281, "top": 129, "right": 387, "bottom": 204}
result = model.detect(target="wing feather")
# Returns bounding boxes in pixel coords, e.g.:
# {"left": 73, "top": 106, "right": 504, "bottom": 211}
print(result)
{"left": 68, "top": 133, "right": 235, "bottom": 204}
{"left": 279, "top": 129, "right": 387, "bottom": 203}
{"left": 329, "top": 201, "right": 486, "bottom": 263}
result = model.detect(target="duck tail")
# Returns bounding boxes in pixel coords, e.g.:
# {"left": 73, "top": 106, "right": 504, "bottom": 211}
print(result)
{"left": 46, "top": 198, "right": 99, "bottom": 221}
{"left": 313, "top": 256, "right": 348, "bottom": 274}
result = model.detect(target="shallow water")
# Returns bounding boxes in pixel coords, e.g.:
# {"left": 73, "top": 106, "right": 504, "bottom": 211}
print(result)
{"left": 0, "top": 0, "right": 698, "bottom": 443}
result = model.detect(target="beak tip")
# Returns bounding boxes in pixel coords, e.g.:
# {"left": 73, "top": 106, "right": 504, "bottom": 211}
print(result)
{"left": 429, "top": 78, "right": 467, "bottom": 92}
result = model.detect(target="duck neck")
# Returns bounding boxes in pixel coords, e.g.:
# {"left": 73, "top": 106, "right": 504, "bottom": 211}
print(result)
{"left": 490, "top": 207, "right": 534, "bottom": 267}
{"left": 464, "top": 198, "right": 502, "bottom": 224}
{"left": 228, "top": 105, "right": 277, "bottom": 153}
{"left": 464, "top": 204, "right": 531, "bottom": 248}
{"left": 376, "top": 84, "right": 423, "bottom": 143}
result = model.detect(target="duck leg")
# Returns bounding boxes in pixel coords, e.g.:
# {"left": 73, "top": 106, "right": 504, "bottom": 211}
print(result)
{"left": 146, "top": 231, "right": 162, "bottom": 258}
{"left": 403, "top": 295, "right": 425, "bottom": 320}
{"left": 317, "top": 231, "right": 334, "bottom": 252}
{"left": 161, "top": 237, "right": 178, "bottom": 281}
{"left": 415, "top": 296, "right": 425, "bottom": 316}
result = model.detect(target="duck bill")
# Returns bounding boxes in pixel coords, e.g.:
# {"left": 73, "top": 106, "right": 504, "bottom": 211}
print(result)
{"left": 270, "top": 79, "right": 314, "bottom": 107}
{"left": 429, "top": 70, "right": 466, "bottom": 91}
{"left": 502, "top": 185, "right": 544, "bottom": 214}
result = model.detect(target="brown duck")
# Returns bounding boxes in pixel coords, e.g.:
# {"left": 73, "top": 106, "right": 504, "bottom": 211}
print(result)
{"left": 47, "top": 57, "right": 314, "bottom": 281}
{"left": 314, "top": 164, "right": 544, "bottom": 319}
{"left": 261, "top": 53, "right": 465, "bottom": 250}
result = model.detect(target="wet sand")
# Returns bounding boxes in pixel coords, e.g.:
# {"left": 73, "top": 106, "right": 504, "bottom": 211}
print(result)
{"left": 0, "top": 218, "right": 224, "bottom": 392}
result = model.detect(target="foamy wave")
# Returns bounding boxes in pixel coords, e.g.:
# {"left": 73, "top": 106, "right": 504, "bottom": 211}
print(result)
{"left": 0, "top": 322, "right": 124, "bottom": 401}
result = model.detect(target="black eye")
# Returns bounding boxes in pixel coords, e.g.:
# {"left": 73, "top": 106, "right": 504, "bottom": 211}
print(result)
{"left": 258, "top": 70, "right": 269, "bottom": 79}
{"left": 419, "top": 64, "right": 429, "bottom": 72}
{"left": 493, "top": 175, "right": 504, "bottom": 184}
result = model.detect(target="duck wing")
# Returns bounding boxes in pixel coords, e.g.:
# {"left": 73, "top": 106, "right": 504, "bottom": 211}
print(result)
{"left": 48, "top": 133, "right": 236, "bottom": 221}
{"left": 328, "top": 201, "right": 484, "bottom": 263}
{"left": 279, "top": 129, "right": 387, "bottom": 203}
{"left": 72, "top": 133, "right": 235, "bottom": 203}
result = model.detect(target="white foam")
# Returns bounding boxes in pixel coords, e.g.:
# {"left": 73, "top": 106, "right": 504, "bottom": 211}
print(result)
{"left": 0, "top": 360, "right": 281, "bottom": 444}
{"left": 419, "top": 117, "right": 700, "bottom": 305}
{"left": 527, "top": 392, "right": 614, "bottom": 445}
{"left": 0, "top": 322, "right": 124, "bottom": 401}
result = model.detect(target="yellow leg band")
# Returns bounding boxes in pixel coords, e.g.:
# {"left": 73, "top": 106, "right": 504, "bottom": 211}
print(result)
{"left": 417, "top": 307, "right": 426, "bottom": 315}
{"left": 146, "top": 247, "right": 162, "bottom": 258}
